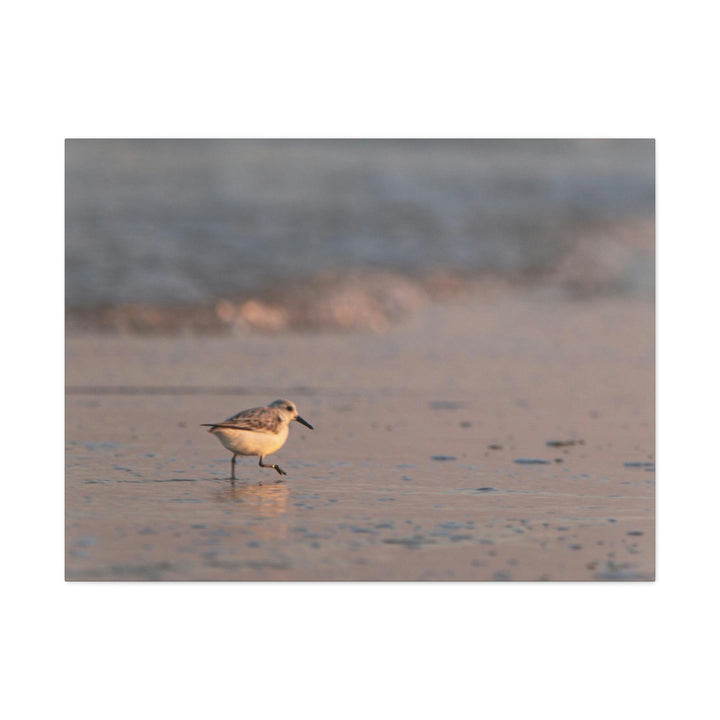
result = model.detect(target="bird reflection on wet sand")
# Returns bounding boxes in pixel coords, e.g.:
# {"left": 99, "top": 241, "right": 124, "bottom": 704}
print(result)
{"left": 216, "top": 481, "right": 289, "bottom": 519}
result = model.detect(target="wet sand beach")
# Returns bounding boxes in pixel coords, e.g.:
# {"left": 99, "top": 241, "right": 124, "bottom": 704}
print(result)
{"left": 65, "top": 291, "right": 654, "bottom": 581}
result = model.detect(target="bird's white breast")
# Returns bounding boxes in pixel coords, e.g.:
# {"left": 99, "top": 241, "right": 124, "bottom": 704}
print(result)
{"left": 212, "top": 424, "right": 289, "bottom": 457}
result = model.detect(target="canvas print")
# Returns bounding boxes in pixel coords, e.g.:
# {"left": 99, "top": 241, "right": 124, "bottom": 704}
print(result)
{"left": 65, "top": 139, "right": 655, "bottom": 581}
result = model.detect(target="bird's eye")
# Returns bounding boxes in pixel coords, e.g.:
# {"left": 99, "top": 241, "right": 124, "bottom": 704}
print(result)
{"left": 286, "top": 405, "right": 292, "bottom": 411}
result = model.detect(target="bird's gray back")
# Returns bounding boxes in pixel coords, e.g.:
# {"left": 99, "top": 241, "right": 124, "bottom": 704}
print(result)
{"left": 220, "top": 406, "right": 283, "bottom": 433}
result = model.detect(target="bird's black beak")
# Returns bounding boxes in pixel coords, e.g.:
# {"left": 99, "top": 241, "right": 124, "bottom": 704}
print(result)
{"left": 295, "top": 416, "right": 313, "bottom": 430}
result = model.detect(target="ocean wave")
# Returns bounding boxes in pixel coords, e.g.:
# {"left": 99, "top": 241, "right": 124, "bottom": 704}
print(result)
{"left": 65, "top": 216, "right": 653, "bottom": 335}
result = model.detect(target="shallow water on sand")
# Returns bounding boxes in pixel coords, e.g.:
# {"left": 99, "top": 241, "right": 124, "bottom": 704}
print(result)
{"left": 65, "top": 398, "right": 654, "bottom": 581}
{"left": 65, "top": 297, "right": 654, "bottom": 581}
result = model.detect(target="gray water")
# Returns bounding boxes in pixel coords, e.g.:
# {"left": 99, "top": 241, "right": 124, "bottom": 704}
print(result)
{"left": 65, "top": 139, "right": 654, "bottom": 308}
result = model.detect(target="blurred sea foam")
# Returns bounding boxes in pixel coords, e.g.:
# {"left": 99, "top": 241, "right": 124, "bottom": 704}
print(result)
{"left": 66, "top": 139, "right": 654, "bottom": 333}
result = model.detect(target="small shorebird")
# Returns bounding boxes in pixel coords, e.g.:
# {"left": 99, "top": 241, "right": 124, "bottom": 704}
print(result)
{"left": 202, "top": 399, "right": 313, "bottom": 481}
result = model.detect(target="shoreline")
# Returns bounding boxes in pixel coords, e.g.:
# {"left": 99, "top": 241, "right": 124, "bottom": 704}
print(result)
{"left": 65, "top": 215, "right": 654, "bottom": 336}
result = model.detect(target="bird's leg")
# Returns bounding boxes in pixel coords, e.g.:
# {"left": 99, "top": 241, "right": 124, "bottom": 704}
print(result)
{"left": 259, "top": 456, "right": 287, "bottom": 476}
{"left": 231, "top": 453, "right": 238, "bottom": 481}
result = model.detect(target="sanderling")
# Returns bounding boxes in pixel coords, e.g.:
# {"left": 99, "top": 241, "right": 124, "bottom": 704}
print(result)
{"left": 202, "top": 399, "right": 313, "bottom": 481}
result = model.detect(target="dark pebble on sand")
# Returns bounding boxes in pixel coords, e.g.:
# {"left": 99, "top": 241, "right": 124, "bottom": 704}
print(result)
{"left": 74, "top": 535, "right": 99, "bottom": 548}
{"left": 431, "top": 455, "right": 457, "bottom": 461}
{"left": 475, "top": 487, "right": 497, "bottom": 493}
{"left": 627, "top": 531, "right": 644, "bottom": 536}
{"left": 384, "top": 535, "right": 434, "bottom": 549}
{"left": 488, "top": 444, "right": 503, "bottom": 450}
{"left": 514, "top": 458, "right": 551, "bottom": 465}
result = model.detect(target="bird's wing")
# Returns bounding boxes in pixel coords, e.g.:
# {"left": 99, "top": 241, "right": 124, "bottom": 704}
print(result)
{"left": 204, "top": 406, "right": 282, "bottom": 433}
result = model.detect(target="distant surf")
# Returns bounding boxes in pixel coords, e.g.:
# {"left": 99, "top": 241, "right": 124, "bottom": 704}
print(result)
{"left": 65, "top": 139, "right": 654, "bottom": 334}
